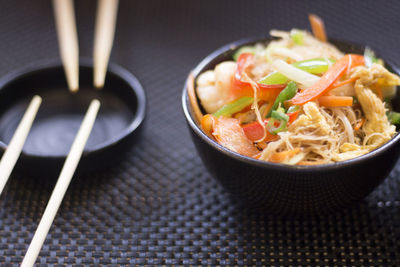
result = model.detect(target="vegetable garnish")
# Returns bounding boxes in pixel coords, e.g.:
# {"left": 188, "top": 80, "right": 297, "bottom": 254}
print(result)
{"left": 266, "top": 81, "right": 298, "bottom": 117}
{"left": 242, "top": 120, "right": 279, "bottom": 142}
{"left": 213, "top": 97, "right": 254, "bottom": 118}
{"left": 232, "top": 53, "right": 285, "bottom": 100}
{"left": 268, "top": 108, "right": 289, "bottom": 134}
{"left": 331, "top": 76, "right": 358, "bottom": 89}
{"left": 318, "top": 96, "right": 353, "bottom": 107}
{"left": 259, "top": 58, "right": 335, "bottom": 85}
{"left": 287, "top": 110, "right": 300, "bottom": 124}
{"left": 308, "top": 13, "right": 327, "bottom": 42}
{"left": 291, "top": 54, "right": 365, "bottom": 105}
{"left": 388, "top": 111, "right": 400, "bottom": 125}
{"left": 290, "top": 29, "right": 304, "bottom": 45}
{"left": 293, "top": 58, "right": 335, "bottom": 74}
{"left": 271, "top": 60, "right": 320, "bottom": 87}
{"left": 353, "top": 117, "right": 365, "bottom": 131}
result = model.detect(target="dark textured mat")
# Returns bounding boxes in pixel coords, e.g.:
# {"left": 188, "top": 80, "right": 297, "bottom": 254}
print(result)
{"left": 1, "top": 0, "right": 400, "bottom": 266}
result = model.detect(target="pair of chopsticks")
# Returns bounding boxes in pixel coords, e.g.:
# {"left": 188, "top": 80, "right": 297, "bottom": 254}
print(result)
{"left": 0, "top": 0, "right": 118, "bottom": 266}
{"left": 54, "top": 0, "right": 119, "bottom": 91}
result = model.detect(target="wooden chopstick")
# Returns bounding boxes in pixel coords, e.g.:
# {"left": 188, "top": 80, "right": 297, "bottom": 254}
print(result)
{"left": 93, "top": 0, "right": 119, "bottom": 88}
{"left": 52, "top": 0, "right": 79, "bottom": 92}
{"left": 0, "top": 96, "right": 42, "bottom": 196}
{"left": 21, "top": 99, "right": 100, "bottom": 267}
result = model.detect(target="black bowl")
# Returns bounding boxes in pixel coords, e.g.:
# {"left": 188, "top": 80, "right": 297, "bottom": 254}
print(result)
{"left": 0, "top": 59, "right": 146, "bottom": 176}
{"left": 182, "top": 37, "right": 400, "bottom": 215}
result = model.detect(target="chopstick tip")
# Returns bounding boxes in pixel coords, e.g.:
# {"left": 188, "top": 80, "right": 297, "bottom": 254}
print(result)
{"left": 93, "top": 77, "right": 105, "bottom": 89}
{"left": 32, "top": 95, "right": 43, "bottom": 104}
{"left": 69, "top": 86, "right": 79, "bottom": 93}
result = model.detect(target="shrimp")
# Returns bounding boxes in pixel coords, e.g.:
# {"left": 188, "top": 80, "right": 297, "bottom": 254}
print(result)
{"left": 196, "top": 61, "right": 236, "bottom": 113}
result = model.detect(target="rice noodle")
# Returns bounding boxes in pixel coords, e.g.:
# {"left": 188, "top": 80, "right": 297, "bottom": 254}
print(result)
{"left": 331, "top": 107, "right": 355, "bottom": 143}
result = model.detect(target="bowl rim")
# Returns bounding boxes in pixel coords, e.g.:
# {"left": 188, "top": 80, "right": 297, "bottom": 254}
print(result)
{"left": 0, "top": 58, "right": 146, "bottom": 160}
{"left": 182, "top": 36, "right": 400, "bottom": 172}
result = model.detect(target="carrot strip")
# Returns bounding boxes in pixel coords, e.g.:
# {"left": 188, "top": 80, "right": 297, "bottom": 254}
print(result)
{"left": 354, "top": 117, "right": 365, "bottom": 131}
{"left": 318, "top": 96, "right": 353, "bottom": 107}
{"left": 270, "top": 148, "right": 301, "bottom": 163}
{"left": 291, "top": 54, "right": 364, "bottom": 105}
{"left": 187, "top": 72, "right": 203, "bottom": 123}
{"left": 332, "top": 76, "right": 359, "bottom": 89}
{"left": 309, "top": 14, "right": 327, "bottom": 42}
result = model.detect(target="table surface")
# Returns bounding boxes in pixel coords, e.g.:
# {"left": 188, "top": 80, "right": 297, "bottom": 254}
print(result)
{"left": 1, "top": 0, "right": 400, "bottom": 266}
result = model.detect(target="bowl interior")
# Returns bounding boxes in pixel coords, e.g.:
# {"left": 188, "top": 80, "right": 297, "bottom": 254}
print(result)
{"left": 0, "top": 61, "right": 145, "bottom": 157}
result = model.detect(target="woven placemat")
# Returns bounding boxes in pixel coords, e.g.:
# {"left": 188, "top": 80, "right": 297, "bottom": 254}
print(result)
{"left": 0, "top": 0, "right": 400, "bottom": 266}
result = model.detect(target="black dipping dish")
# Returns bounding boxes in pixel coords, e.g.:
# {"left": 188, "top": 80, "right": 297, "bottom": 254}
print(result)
{"left": 182, "top": 37, "right": 400, "bottom": 215}
{"left": 0, "top": 59, "right": 146, "bottom": 176}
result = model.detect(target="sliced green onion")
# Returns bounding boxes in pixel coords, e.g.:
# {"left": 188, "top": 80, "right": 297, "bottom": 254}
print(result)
{"left": 268, "top": 110, "right": 289, "bottom": 135}
{"left": 213, "top": 97, "right": 253, "bottom": 118}
{"left": 388, "top": 111, "right": 400, "bottom": 125}
{"left": 267, "top": 81, "right": 298, "bottom": 117}
{"left": 290, "top": 29, "right": 304, "bottom": 45}
{"left": 292, "top": 58, "right": 335, "bottom": 74}
{"left": 259, "top": 71, "right": 288, "bottom": 85}
{"left": 267, "top": 118, "right": 287, "bottom": 135}
{"left": 271, "top": 59, "right": 320, "bottom": 87}
{"left": 233, "top": 46, "right": 256, "bottom": 61}
{"left": 259, "top": 58, "right": 335, "bottom": 85}
{"left": 271, "top": 110, "right": 289, "bottom": 122}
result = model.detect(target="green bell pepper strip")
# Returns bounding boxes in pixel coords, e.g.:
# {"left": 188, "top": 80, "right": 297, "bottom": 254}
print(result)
{"left": 266, "top": 81, "right": 297, "bottom": 117}
{"left": 233, "top": 46, "right": 256, "bottom": 61}
{"left": 259, "top": 58, "right": 335, "bottom": 85}
{"left": 213, "top": 97, "right": 254, "bottom": 118}
{"left": 388, "top": 111, "right": 400, "bottom": 125}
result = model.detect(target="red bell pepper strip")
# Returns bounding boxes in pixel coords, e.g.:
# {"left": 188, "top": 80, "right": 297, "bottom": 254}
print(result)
{"left": 231, "top": 53, "right": 285, "bottom": 101}
{"left": 287, "top": 110, "right": 299, "bottom": 124}
{"left": 290, "top": 54, "right": 364, "bottom": 105}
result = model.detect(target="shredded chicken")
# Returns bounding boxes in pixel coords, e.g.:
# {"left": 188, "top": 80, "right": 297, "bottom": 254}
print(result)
{"left": 352, "top": 64, "right": 398, "bottom": 149}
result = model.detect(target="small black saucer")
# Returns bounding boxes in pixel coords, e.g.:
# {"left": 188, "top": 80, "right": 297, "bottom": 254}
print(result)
{"left": 0, "top": 59, "right": 146, "bottom": 176}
